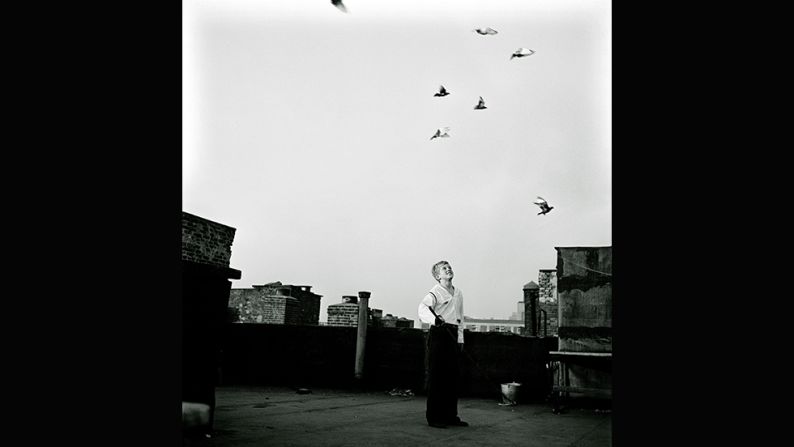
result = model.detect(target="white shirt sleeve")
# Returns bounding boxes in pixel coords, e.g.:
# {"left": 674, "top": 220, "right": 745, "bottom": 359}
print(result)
{"left": 418, "top": 292, "right": 437, "bottom": 325}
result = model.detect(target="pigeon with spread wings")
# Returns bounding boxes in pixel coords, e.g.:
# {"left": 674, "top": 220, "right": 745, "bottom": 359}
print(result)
{"left": 533, "top": 197, "right": 554, "bottom": 215}
{"left": 510, "top": 48, "right": 535, "bottom": 60}
{"left": 473, "top": 27, "right": 498, "bottom": 35}
{"left": 433, "top": 85, "right": 450, "bottom": 97}
{"left": 430, "top": 127, "right": 451, "bottom": 140}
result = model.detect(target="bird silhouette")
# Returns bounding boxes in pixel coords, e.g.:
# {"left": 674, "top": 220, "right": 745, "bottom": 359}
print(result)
{"left": 430, "top": 127, "right": 451, "bottom": 140}
{"left": 433, "top": 85, "right": 450, "bottom": 97}
{"left": 510, "top": 48, "right": 536, "bottom": 60}
{"left": 533, "top": 196, "right": 554, "bottom": 215}
{"left": 473, "top": 27, "right": 498, "bottom": 35}
{"left": 331, "top": 0, "right": 347, "bottom": 13}
{"left": 474, "top": 96, "right": 487, "bottom": 110}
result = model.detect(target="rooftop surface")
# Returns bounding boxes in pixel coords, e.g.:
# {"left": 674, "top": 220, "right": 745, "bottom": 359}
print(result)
{"left": 185, "top": 386, "right": 611, "bottom": 446}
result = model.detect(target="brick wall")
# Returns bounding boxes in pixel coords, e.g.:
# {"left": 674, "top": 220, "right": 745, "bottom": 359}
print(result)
{"left": 230, "top": 289, "right": 288, "bottom": 324}
{"left": 229, "top": 283, "right": 322, "bottom": 325}
{"left": 538, "top": 269, "right": 557, "bottom": 303}
{"left": 327, "top": 302, "right": 362, "bottom": 327}
{"left": 182, "top": 212, "right": 236, "bottom": 268}
{"left": 283, "top": 297, "right": 301, "bottom": 326}
{"left": 537, "top": 269, "right": 559, "bottom": 336}
{"left": 539, "top": 302, "right": 559, "bottom": 336}
{"left": 326, "top": 301, "right": 401, "bottom": 328}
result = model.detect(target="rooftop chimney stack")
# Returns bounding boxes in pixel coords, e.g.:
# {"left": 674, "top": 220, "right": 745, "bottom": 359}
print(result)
{"left": 354, "top": 291, "right": 371, "bottom": 380}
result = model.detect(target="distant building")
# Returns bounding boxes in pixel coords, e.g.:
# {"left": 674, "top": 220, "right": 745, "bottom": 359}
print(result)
{"left": 509, "top": 301, "right": 524, "bottom": 321}
{"left": 421, "top": 317, "right": 523, "bottom": 334}
{"left": 326, "top": 295, "right": 414, "bottom": 328}
{"left": 380, "top": 313, "right": 415, "bottom": 328}
{"left": 229, "top": 282, "right": 322, "bottom": 325}
{"left": 463, "top": 317, "right": 523, "bottom": 334}
{"left": 326, "top": 295, "right": 371, "bottom": 327}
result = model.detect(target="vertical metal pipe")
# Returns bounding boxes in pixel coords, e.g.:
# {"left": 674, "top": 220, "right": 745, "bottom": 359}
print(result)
{"left": 354, "top": 291, "right": 371, "bottom": 380}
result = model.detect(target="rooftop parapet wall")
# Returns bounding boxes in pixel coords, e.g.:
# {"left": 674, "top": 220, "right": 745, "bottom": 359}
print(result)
{"left": 182, "top": 212, "right": 236, "bottom": 269}
{"left": 220, "top": 324, "right": 557, "bottom": 399}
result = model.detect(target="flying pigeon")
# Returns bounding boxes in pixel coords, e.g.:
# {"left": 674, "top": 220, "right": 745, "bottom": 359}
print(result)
{"left": 331, "top": 0, "right": 347, "bottom": 13}
{"left": 433, "top": 85, "right": 450, "bottom": 97}
{"left": 474, "top": 96, "right": 487, "bottom": 110}
{"left": 473, "top": 27, "right": 498, "bottom": 35}
{"left": 533, "top": 197, "right": 554, "bottom": 215}
{"left": 510, "top": 48, "right": 536, "bottom": 60}
{"left": 430, "top": 127, "right": 451, "bottom": 140}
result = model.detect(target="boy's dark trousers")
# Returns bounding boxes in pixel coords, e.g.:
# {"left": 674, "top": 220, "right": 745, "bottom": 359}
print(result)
{"left": 425, "top": 323, "right": 460, "bottom": 424}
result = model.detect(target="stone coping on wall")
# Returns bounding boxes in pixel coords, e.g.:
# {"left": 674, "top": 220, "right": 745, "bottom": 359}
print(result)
{"left": 182, "top": 259, "right": 242, "bottom": 279}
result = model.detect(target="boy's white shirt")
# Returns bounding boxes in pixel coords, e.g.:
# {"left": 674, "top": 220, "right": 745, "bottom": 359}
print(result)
{"left": 418, "top": 283, "right": 465, "bottom": 344}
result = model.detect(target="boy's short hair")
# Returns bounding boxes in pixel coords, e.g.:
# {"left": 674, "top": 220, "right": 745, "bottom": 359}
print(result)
{"left": 431, "top": 260, "right": 450, "bottom": 281}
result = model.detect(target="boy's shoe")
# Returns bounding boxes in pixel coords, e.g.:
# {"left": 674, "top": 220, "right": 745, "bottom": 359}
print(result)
{"left": 447, "top": 417, "right": 469, "bottom": 427}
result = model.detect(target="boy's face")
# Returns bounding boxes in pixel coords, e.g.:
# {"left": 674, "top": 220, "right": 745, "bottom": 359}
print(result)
{"left": 436, "top": 263, "right": 454, "bottom": 281}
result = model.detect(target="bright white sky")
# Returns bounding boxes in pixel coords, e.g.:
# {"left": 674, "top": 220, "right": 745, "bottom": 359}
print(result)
{"left": 183, "top": 0, "right": 611, "bottom": 324}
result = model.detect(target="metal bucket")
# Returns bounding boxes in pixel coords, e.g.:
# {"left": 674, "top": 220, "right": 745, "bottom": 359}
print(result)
{"left": 501, "top": 382, "right": 522, "bottom": 405}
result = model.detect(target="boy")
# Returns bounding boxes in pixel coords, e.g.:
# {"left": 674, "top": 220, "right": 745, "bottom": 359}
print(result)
{"left": 418, "top": 260, "right": 468, "bottom": 428}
